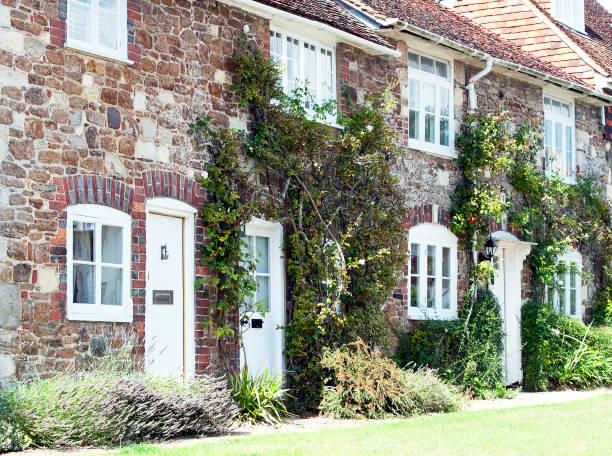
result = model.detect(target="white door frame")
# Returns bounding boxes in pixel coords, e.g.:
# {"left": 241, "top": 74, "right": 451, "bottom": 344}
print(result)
{"left": 241, "top": 217, "right": 285, "bottom": 377}
{"left": 145, "top": 197, "right": 197, "bottom": 377}
{"left": 491, "top": 231, "right": 534, "bottom": 385}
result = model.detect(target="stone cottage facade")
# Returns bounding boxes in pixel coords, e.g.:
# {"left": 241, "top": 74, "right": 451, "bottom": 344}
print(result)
{"left": 0, "top": 0, "right": 610, "bottom": 385}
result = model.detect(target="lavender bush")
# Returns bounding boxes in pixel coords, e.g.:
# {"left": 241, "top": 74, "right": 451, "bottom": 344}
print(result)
{"left": 1, "top": 372, "right": 238, "bottom": 449}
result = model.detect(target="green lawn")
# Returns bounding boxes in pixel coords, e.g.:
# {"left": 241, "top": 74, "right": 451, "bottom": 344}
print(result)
{"left": 110, "top": 394, "right": 612, "bottom": 456}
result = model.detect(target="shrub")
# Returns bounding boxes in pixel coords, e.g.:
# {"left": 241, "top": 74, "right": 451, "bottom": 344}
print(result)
{"left": 522, "top": 301, "right": 612, "bottom": 391}
{"left": 230, "top": 366, "right": 289, "bottom": 424}
{"left": 0, "top": 372, "right": 237, "bottom": 448}
{"left": 395, "top": 290, "right": 505, "bottom": 397}
{"left": 319, "top": 340, "right": 462, "bottom": 419}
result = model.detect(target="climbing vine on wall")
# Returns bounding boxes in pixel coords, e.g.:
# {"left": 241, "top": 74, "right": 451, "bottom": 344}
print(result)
{"left": 190, "top": 39, "right": 409, "bottom": 411}
{"left": 451, "top": 111, "right": 612, "bottom": 318}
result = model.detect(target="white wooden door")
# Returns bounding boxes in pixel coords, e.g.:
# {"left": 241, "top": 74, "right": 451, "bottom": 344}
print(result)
{"left": 491, "top": 247, "right": 522, "bottom": 385}
{"left": 240, "top": 220, "right": 284, "bottom": 378}
{"left": 145, "top": 213, "right": 185, "bottom": 377}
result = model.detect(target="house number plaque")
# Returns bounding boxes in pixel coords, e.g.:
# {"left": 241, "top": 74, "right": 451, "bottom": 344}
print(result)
{"left": 152, "top": 290, "right": 174, "bottom": 305}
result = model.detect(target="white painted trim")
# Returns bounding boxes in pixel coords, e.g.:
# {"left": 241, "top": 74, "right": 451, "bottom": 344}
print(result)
{"left": 542, "top": 91, "right": 576, "bottom": 183}
{"left": 216, "top": 0, "right": 400, "bottom": 58}
{"left": 406, "top": 48, "right": 456, "bottom": 158}
{"left": 145, "top": 198, "right": 197, "bottom": 378}
{"left": 66, "top": 0, "right": 129, "bottom": 63}
{"left": 66, "top": 204, "right": 133, "bottom": 323}
{"left": 407, "top": 223, "right": 458, "bottom": 320}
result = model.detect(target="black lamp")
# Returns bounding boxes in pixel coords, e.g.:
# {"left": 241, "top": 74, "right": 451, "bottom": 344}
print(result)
{"left": 478, "top": 235, "right": 498, "bottom": 264}
{"left": 484, "top": 236, "right": 498, "bottom": 261}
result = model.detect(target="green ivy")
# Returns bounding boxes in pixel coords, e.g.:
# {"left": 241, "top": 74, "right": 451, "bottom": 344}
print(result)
{"left": 191, "top": 39, "right": 408, "bottom": 410}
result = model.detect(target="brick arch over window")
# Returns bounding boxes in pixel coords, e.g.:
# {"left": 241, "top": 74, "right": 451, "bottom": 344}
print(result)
{"left": 405, "top": 204, "right": 452, "bottom": 230}
{"left": 50, "top": 172, "right": 204, "bottom": 315}
{"left": 51, "top": 172, "right": 213, "bottom": 372}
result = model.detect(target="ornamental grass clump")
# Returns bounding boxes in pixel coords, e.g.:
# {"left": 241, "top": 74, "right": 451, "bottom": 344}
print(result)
{"left": 230, "top": 365, "right": 290, "bottom": 424}
{"left": 0, "top": 372, "right": 238, "bottom": 449}
{"left": 319, "top": 339, "right": 462, "bottom": 419}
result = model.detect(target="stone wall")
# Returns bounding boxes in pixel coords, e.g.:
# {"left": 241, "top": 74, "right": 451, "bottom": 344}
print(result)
{"left": 0, "top": 0, "right": 269, "bottom": 382}
{"left": 0, "top": 0, "right": 609, "bottom": 382}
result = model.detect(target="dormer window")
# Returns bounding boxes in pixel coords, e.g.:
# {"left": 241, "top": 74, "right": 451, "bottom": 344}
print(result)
{"left": 551, "top": 0, "right": 585, "bottom": 33}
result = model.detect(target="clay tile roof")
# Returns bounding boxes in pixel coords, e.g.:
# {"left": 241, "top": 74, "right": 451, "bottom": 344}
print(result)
{"left": 250, "top": 0, "right": 392, "bottom": 48}
{"left": 343, "top": 0, "right": 585, "bottom": 85}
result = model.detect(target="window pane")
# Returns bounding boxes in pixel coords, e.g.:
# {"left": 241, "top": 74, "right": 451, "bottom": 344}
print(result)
{"left": 440, "top": 118, "right": 449, "bottom": 147}
{"left": 555, "top": 123, "right": 563, "bottom": 149}
{"left": 427, "top": 245, "right": 436, "bottom": 276}
{"left": 424, "top": 83, "right": 435, "bottom": 113}
{"left": 68, "top": 0, "right": 91, "bottom": 43}
{"left": 439, "top": 88, "right": 449, "bottom": 116}
{"left": 410, "top": 276, "right": 419, "bottom": 307}
{"left": 255, "top": 236, "right": 269, "bottom": 273}
{"left": 408, "top": 53, "right": 419, "bottom": 69}
{"left": 410, "top": 244, "right": 420, "bottom": 274}
{"left": 421, "top": 56, "right": 435, "bottom": 74}
{"left": 562, "top": 103, "right": 570, "bottom": 117}
{"left": 101, "top": 267, "right": 122, "bottom": 306}
{"left": 409, "top": 110, "right": 419, "bottom": 140}
{"left": 442, "top": 278, "right": 450, "bottom": 309}
{"left": 559, "top": 288, "right": 566, "bottom": 313}
{"left": 73, "top": 263, "right": 95, "bottom": 304}
{"left": 98, "top": 4, "right": 117, "bottom": 50}
{"left": 101, "top": 225, "right": 122, "bottom": 264}
{"left": 73, "top": 222, "right": 95, "bottom": 262}
{"left": 552, "top": 99, "right": 561, "bottom": 114}
{"left": 435, "top": 61, "right": 448, "bottom": 79}
{"left": 544, "top": 97, "right": 551, "bottom": 110}
{"left": 286, "top": 37, "right": 299, "bottom": 93}
{"left": 427, "top": 277, "right": 436, "bottom": 308}
{"left": 442, "top": 247, "right": 450, "bottom": 278}
{"left": 570, "top": 270, "right": 576, "bottom": 288}
{"left": 320, "top": 49, "right": 334, "bottom": 103}
{"left": 270, "top": 32, "right": 282, "bottom": 63}
{"left": 566, "top": 126, "right": 573, "bottom": 176}
{"left": 256, "top": 276, "right": 269, "bottom": 313}
{"left": 303, "top": 43, "right": 317, "bottom": 108}
{"left": 570, "top": 289, "right": 577, "bottom": 315}
{"left": 425, "top": 114, "right": 435, "bottom": 143}
{"left": 408, "top": 79, "right": 419, "bottom": 109}
{"left": 544, "top": 120, "right": 552, "bottom": 147}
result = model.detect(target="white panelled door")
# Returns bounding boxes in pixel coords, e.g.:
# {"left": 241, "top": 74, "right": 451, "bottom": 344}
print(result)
{"left": 145, "top": 212, "right": 186, "bottom": 377}
{"left": 240, "top": 219, "right": 284, "bottom": 378}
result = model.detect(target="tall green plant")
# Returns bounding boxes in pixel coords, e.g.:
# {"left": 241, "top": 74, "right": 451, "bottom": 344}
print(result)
{"left": 191, "top": 40, "right": 408, "bottom": 411}
{"left": 230, "top": 366, "right": 289, "bottom": 424}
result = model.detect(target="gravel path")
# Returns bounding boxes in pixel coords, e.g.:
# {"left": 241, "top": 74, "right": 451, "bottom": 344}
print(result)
{"left": 10, "top": 387, "right": 611, "bottom": 456}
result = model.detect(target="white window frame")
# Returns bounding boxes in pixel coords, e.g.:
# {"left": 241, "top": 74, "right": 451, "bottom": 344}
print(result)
{"left": 543, "top": 94, "right": 576, "bottom": 183}
{"left": 550, "top": 250, "right": 583, "bottom": 320}
{"left": 66, "top": 0, "right": 129, "bottom": 63}
{"left": 269, "top": 26, "right": 337, "bottom": 124}
{"left": 67, "top": 204, "right": 132, "bottom": 322}
{"left": 407, "top": 223, "right": 458, "bottom": 320}
{"left": 551, "top": 0, "right": 585, "bottom": 33}
{"left": 407, "top": 50, "right": 455, "bottom": 158}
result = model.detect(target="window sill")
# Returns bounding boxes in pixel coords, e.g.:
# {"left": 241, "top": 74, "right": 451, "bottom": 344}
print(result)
{"left": 408, "top": 140, "right": 456, "bottom": 159}
{"left": 65, "top": 42, "right": 133, "bottom": 66}
{"left": 67, "top": 309, "right": 133, "bottom": 323}
{"left": 407, "top": 307, "right": 458, "bottom": 321}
